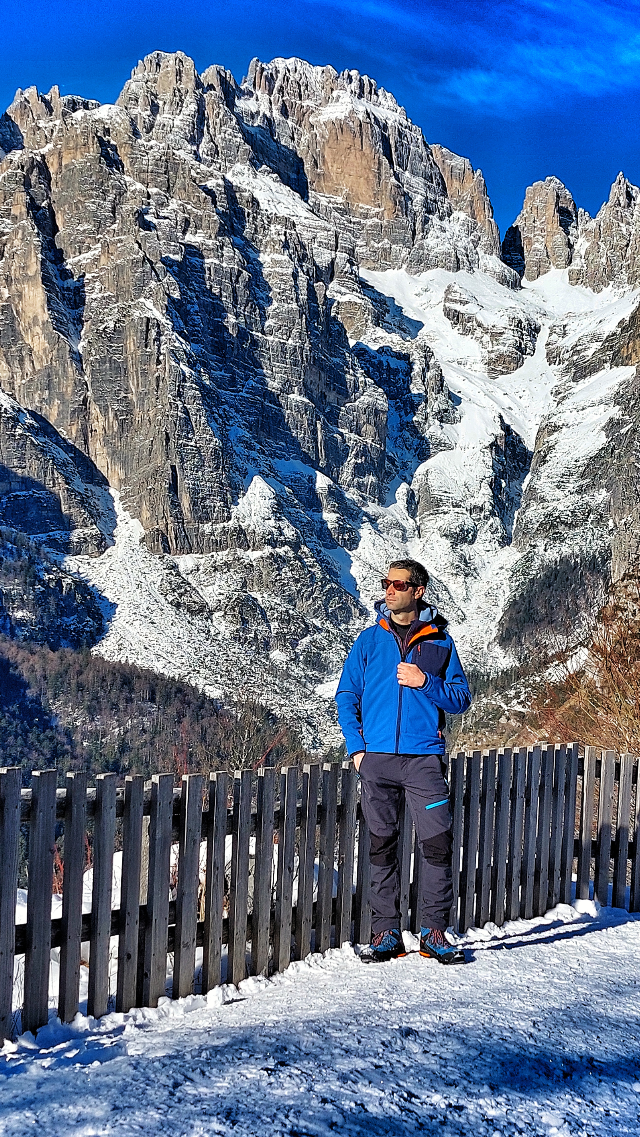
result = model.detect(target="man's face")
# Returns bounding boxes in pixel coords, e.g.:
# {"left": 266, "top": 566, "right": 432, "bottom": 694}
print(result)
{"left": 383, "top": 568, "right": 424, "bottom": 615}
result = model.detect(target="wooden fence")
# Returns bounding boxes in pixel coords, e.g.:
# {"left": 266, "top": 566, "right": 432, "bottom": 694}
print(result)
{"left": 1, "top": 744, "right": 639, "bottom": 1042}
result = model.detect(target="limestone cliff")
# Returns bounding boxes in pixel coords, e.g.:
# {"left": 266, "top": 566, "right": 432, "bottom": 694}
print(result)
{"left": 0, "top": 50, "right": 639, "bottom": 747}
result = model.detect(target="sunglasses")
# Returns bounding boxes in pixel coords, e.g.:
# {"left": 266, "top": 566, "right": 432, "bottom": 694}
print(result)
{"left": 381, "top": 578, "right": 416, "bottom": 592}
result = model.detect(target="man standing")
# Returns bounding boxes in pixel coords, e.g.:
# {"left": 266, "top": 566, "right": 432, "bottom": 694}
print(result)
{"left": 335, "top": 559, "right": 471, "bottom": 964}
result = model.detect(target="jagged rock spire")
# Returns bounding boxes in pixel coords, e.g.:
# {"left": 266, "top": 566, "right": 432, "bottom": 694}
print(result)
{"left": 501, "top": 176, "right": 578, "bottom": 281}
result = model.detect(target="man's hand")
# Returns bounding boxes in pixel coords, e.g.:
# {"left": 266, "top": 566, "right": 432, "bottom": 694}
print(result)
{"left": 397, "top": 663, "right": 427, "bottom": 688}
{"left": 352, "top": 751, "right": 365, "bottom": 771}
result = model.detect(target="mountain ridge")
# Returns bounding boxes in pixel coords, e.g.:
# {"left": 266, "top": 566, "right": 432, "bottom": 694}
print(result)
{"left": 0, "top": 50, "right": 638, "bottom": 750}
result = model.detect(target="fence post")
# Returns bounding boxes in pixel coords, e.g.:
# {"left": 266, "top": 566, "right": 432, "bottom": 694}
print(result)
{"left": 548, "top": 745, "right": 567, "bottom": 909}
{"left": 173, "top": 774, "right": 204, "bottom": 999}
{"left": 491, "top": 750, "right": 512, "bottom": 927}
{"left": 613, "top": 753, "right": 634, "bottom": 910}
{"left": 228, "top": 769, "right": 251, "bottom": 986}
{"left": 116, "top": 775, "right": 144, "bottom": 1013}
{"left": 252, "top": 766, "right": 275, "bottom": 976}
{"left": 202, "top": 771, "right": 228, "bottom": 992}
{"left": 273, "top": 767, "right": 297, "bottom": 975}
{"left": 630, "top": 759, "right": 640, "bottom": 913}
{"left": 23, "top": 769, "right": 57, "bottom": 1036}
{"left": 295, "top": 764, "right": 319, "bottom": 962}
{"left": 142, "top": 773, "right": 173, "bottom": 1008}
{"left": 521, "top": 745, "right": 541, "bottom": 919}
{"left": 0, "top": 767, "right": 21, "bottom": 1042}
{"left": 459, "top": 751, "right": 481, "bottom": 932}
{"left": 336, "top": 763, "right": 357, "bottom": 946}
{"left": 560, "top": 744, "right": 579, "bottom": 906}
{"left": 506, "top": 748, "right": 526, "bottom": 921}
{"left": 595, "top": 751, "right": 616, "bottom": 907}
{"left": 316, "top": 763, "right": 339, "bottom": 952}
{"left": 534, "top": 744, "right": 553, "bottom": 917}
{"left": 577, "top": 747, "right": 596, "bottom": 901}
{"left": 88, "top": 773, "right": 117, "bottom": 1019}
{"left": 59, "top": 771, "right": 87, "bottom": 1023}
{"left": 476, "top": 749, "right": 497, "bottom": 927}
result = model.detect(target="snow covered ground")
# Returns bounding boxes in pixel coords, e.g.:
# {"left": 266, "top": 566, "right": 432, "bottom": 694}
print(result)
{"left": 3, "top": 902, "right": 640, "bottom": 1136}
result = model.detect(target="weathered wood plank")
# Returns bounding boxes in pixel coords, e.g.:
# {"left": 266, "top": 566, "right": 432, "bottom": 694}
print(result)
{"left": 87, "top": 773, "right": 117, "bottom": 1019}
{"left": 459, "top": 751, "right": 481, "bottom": 933}
{"left": 476, "top": 750, "right": 497, "bottom": 928}
{"left": 228, "top": 769, "right": 252, "bottom": 986}
{"left": 273, "top": 767, "right": 298, "bottom": 975}
{"left": 521, "top": 746, "right": 541, "bottom": 919}
{"left": 630, "top": 760, "right": 640, "bottom": 913}
{"left": 534, "top": 745, "right": 554, "bottom": 917}
{"left": 613, "top": 753, "right": 634, "bottom": 910}
{"left": 315, "top": 763, "right": 339, "bottom": 953}
{"left": 58, "top": 771, "right": 87, "bottom": 1023}
{"left": 0, "top": 768, "right": 21, "bottom": 1042}
{"left": 449, "top": 752, "right": 465, "bottom": 933}
{"left": 577, "top": 747, "right": 597, "bottom": 901}
{"left": 116, "top": 775, "right": 144, "bottom": 1013}
{"left": 491, "top": 750, "right": 512, "bottom": 927}
{"left": 548, "top": 745, "right": 567, "bottom": 909}
{"left": 559, "top": 744, "right": 579, "bottom": 906}
{"left": 336, "top": 763, "right": 357, "bottom": 946}
{"left": 143, "top": 774, "right": 174, "bottom": 1008}
{"left": 294, "top": 764, "right": 319, "bottom": 962}
{"left": 353, "top": 810, "right": 371, "bottom": 946}
{"left": 595, "top": 751, "right": 616, "bottom": 907}
{"left": 23, "top": 770, "right": 58, "bottom": 1036}
{"left": 506, "top": 748, "right": 526, "bottom": 921}
{"left": 202, "top": 771, "right": 228, "bottom": 992}
{"left": 173, "top": 774, "right": 204, "bottom": 999}
{"left": 251, "top": 767, "right": 275, "bottom": 976}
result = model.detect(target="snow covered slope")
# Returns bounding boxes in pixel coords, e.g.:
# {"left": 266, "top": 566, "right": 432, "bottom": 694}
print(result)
{"left": 2, "top": 904, "right": 640, "bottom": 1136}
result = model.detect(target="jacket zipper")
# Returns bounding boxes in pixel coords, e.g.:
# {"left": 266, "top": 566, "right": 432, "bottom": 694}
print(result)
{"left": 394, "top": 635, "right": 408, "bottom": 754}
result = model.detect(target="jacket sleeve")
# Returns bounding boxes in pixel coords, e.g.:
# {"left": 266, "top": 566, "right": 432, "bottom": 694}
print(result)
{"left": 335, "top": 635, "right": 367, "bottom": 757}
{"left": 419, "top": 638, "right": 471, "bottom": 715}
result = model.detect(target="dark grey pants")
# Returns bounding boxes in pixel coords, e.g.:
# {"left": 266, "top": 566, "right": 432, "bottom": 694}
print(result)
{"left": 359, "top": 752, "right": 453, "bottom": 934}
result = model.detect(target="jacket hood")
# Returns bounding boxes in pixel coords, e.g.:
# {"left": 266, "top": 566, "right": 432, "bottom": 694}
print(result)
{"left": 374, "top": 598, "right": 448, "bottom": 631}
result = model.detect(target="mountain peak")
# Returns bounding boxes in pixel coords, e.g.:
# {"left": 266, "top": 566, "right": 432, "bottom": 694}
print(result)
{"left": 502, "top": 176, "right": 578, "bottom": 280}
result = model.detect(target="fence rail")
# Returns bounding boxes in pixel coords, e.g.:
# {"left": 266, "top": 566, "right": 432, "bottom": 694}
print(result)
{"left": 1, "top": 744, "right": 639, "bottom": 1041}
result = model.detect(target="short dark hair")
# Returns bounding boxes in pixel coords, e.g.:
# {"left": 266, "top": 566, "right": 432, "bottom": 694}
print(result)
{"left": 388, "top": 558, "right": 429, "bottom": 589}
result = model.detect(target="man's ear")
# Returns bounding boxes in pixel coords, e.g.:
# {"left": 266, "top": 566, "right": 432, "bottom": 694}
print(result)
{"left": 415, "top": 585, "right": 425, "bottom": 601}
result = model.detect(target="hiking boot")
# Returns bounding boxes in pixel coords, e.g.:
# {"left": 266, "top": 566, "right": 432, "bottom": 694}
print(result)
{"left": 419, "top": 927, "right": 466, "bottom": 965}
{"left": 360, "top": 929, "right": 406, "bottom": 963}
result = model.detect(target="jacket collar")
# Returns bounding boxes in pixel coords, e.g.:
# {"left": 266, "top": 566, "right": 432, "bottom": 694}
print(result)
{"left": 374, "top": 598, "right": 447, "bottom": 645}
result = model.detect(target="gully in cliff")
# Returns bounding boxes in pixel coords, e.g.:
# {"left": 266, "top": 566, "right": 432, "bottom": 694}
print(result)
{"left": 335, "top": 559, "right": 471, "bottom": 964}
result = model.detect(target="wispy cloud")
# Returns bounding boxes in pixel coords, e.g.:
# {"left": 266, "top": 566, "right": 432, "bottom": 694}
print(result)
{"left": 311, "top": 0, "right": 640, "bottom": 115}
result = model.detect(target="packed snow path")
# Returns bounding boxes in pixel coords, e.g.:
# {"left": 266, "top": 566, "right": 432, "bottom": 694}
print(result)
{"left": 2, "top": 906, "right": 640, "bottom": 1136}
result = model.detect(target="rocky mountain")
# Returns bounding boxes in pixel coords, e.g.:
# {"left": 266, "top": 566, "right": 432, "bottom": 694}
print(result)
{"left": 0, "top": 50, "right": 638, "bottom": 750}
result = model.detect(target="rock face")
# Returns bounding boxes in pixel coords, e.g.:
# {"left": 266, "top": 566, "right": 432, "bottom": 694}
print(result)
{"left": 569, "top": 173, "right": 640, "bottom": 292}
{"left": 0, "top": 50, "right": 639, "bottom": 745}
{"left": 431, "top": 145, "right": 501, "bottom": 259}
{"left": 503, "top": 170, "right": 640, "bottom": 294}
{"left": 502, "top": 177, "right": 578, "bottom": 280}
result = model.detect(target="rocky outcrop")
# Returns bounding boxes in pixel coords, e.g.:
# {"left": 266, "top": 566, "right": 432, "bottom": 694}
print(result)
{"left": 442, "top": 282, "right": 540, "bottom": 376}
{"left": 569, "top": 173, "right": 640, "bottom": 292}
{"left": 502, "top": 177, "right": 578, "bottom": 280}
{"left": 431, "top": 144, "right": 501, "bottom": 258}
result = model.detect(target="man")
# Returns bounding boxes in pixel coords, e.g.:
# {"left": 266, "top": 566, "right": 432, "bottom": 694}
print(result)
{"left": 335, "top": 558, "right": 471, "bottom": 964}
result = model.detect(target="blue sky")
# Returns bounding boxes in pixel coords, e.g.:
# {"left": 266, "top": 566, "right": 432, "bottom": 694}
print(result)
{"left": 2, "top": 0, "right": 639, "bottom": 234}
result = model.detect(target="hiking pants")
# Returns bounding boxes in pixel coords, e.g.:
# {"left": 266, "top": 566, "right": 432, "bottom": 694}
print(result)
{"left": 359, "top": 752, "right": 453, "bottom": 934}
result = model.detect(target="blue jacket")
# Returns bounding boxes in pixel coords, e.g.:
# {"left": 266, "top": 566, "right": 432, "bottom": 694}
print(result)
{"left": 335, "top": 601, "right": 471, "bottom": 757}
